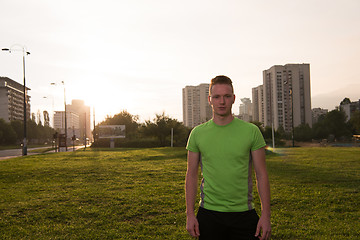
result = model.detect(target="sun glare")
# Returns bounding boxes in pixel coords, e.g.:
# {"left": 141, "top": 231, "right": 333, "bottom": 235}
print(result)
{"left": 67, "top": 75, "right": 146, "bottom": 124}
{"left": 67, "top": 80, "right": 119, "bottom": 124}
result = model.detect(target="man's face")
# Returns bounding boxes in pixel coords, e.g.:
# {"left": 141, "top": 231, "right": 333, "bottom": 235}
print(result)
{"left": 208, "top": 84, "right": 235, "bottom": 117}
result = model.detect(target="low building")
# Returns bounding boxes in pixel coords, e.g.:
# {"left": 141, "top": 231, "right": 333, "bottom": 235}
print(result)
{"left": 340, "top": 99, "right": 360, "bottom": 121}
{"left": 312, "top": 108, "right": 328, "bottom": 124}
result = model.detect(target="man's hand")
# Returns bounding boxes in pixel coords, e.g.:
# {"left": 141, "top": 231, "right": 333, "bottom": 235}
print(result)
{"left": 252, "top": 147, "right": 271, "bottom": 239}
{"left": 255, "top": 214, "right": 271, "bottom": 240}
{"left": 186, "top": 214, "right": 200, "bottom": 238}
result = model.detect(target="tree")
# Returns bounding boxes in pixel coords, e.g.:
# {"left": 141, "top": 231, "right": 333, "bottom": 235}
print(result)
{"left": 340, "top": 97, "right": 351, "bottom": 105}
{"left": 250, "top": 121, "right": 265, "bottom": 136}
{"left": 350, "top": 110, "right": 360, "bottom": 134}
{"left": 312, "top": 120, "right": 328, "bottom": 140}
{"left": 0, "top": 119, "right": 17, "bottom": 145}
{"left": 37, "top": 123, "right": 46, "bottom": 141}
{"left": 0, "top": 118, "right": 56, "bottom": 145}
{"left": 294, "top": 124, "right": 312, "bottom": 141}
{"left": 100, "top": 110, "right": 139, "bottom": 139}
{"left": 276, "top": 125, "right": 286, "bottom": 139}
{"left": 263, "top": 126, "right": 272, "bottom": 140}
{"left": 27, "top": 119, "right": 40, "bottom": 143}
{"left": 141, "top": 112, "right": 189, "bottom": 147}
{"left": 324, "top": 109, "right": 352, "bottom": 140}
{"left": 43, "top": 111, "right": 50, "bottom": 127}
{"left": 312, "top": 109, "right": 352, "bottom": 141}
{"left": 10, "top": 120, "right": 23, "bottom": 142}
{"left": 41, "top": 125, "right": 56, "bottom": 143}
{"left": 37, "top": 110, "right": 42, "bottom": 125}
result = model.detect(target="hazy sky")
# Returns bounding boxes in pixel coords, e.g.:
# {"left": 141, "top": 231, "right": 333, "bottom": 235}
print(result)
{"left": 1, "top": 0, "right": 359, "bottom": 125}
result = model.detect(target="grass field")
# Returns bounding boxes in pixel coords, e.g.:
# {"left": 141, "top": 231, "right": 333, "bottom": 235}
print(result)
{"left": 0, "top": 147, "right": 359, "bottom": 239}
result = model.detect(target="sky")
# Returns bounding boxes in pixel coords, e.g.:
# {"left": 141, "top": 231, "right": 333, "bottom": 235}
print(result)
{"left": 1, "top": 0, "right": 359, "bottom": 126}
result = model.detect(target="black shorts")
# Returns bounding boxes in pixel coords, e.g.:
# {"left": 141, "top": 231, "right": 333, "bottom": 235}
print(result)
{"left": 197, "top": 207, "right": 260, "bottom": 240}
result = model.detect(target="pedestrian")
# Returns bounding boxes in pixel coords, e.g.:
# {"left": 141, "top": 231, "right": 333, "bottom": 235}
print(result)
{"left": 185, "top": 75, "right": 271, "bottom": 239}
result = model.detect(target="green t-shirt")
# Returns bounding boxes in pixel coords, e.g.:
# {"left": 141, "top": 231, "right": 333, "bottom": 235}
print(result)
{"left": 186, "top": 118, "right": 266, "bottom": 212}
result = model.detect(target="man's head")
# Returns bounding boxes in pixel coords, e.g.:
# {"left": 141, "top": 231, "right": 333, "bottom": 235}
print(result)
{"left": 208, "top": 75, "right": 235, "bottom": 118}
{"left": 209, "top": 75, "right": 234, "bottom": 95}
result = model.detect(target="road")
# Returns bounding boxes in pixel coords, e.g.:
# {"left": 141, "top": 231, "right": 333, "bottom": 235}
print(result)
{"left": 0, "top": 145, "right": 87, "bottom": 160}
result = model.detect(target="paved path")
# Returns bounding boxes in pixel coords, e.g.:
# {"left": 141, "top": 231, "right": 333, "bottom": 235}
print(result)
{"left": 0, "top": 145, "right": 87, "bottom": 160}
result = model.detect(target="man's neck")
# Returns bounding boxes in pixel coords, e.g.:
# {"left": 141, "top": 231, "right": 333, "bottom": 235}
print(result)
{"left": 212, "top": 114, "right": 234, "bottom": 126}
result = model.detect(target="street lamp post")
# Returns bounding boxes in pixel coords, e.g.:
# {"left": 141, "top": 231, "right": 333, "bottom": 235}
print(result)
{"left": 63, "top": 81, "right": 67, "bottom": 151}
{"left": 43, "top": 95, "right": 54, "bottom": 127}
{"left": 84, "top": 112, "right": 86, "bottom": 148}
{"left": 51, "top": 81, "right": 67, "bottom": 151}
{"left": 93, "top": 106, "right": 96, "bottom": 143}
{"left": 2, "top": 45, "right": 30, "bottom": 156}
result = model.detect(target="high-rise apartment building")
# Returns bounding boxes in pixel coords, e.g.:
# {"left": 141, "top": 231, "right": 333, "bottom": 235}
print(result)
{"left": 0, "top": 77, "right": 30, "bottom": 122}
{"left": 52, "top": 99, "right": 91, "bottom": 142}
{"left": 182, "top": 84, "right": 212, "bottom": 128}
{"left": 53, "top": 111, "right": 80, "bottom": 138}
{"left": 252, "top": 85, "right": 264, "bottom": 124}
{"left": 253, "top": 64, "right": 312, "bottom": 132}
{"left": 238, "top": 98, "right": 252, "bottom": 122}
{"left": 66, "top": 100, "right": 92, "bottom": 142}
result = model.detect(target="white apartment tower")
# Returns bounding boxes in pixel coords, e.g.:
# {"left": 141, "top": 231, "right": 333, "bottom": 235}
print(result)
{"left": 238, "top": 98, "right": 252, "bottom": 122}
{"left": 53, "top": 100, "right": 92, "bottom": 142}
{"left": 0, "top": 77, "right": 31, "bottom": 122}
{"left": 182, "top": 84, "right": 212, "bottom": 128}
{"left": 66, "top": 100, "right": 92, "bottom": 142}
{"left": 53, "top": 111, "right": 80, "bottom": 138}
{"left": 252, "top": 85, "right": 264, "bottom": 124}
{"left": 254, "top": 64, "right": 312, "bottom": 132}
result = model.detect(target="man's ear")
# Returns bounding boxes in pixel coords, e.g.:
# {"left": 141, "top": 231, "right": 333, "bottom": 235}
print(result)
{"left": 208, "top": 95, "right": 211, "bottom": 105}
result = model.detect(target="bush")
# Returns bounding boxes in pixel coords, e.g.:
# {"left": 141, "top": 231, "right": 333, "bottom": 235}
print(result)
{"left": 0, "top": 119, "right": 17, "bottom": 145}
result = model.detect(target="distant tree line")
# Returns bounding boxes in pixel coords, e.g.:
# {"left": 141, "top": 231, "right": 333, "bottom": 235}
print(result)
{"left": 252, "top": 108, "right": 360, "bottom": 146}
{"left": 92, "top": 110, "right": 191, "bottom": 148}
{"left": 0, "top": 118, "right": 55, "bottom": 145}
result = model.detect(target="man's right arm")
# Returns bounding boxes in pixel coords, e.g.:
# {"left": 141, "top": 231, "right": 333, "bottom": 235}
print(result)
{"left": 185, "top": 150, "right": 200, "bottom": 238}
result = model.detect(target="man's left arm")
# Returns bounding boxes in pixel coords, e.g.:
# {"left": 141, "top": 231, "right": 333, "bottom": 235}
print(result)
{"left": 252, "top": 147, "right": 271, "bottom": 240}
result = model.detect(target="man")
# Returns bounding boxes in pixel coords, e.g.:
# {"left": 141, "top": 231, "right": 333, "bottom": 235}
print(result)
{"left": 185, "top": 75, "right": 271, "bottom": 239}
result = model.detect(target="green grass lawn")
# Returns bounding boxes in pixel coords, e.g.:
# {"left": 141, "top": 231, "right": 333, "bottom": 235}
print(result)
{"left": 0, "top": 147, "right": 359, "bottom": 239}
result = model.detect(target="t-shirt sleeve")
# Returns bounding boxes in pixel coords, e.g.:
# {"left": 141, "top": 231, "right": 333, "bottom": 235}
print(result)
{"left": 186, "top": 128, "right": 200, "bottom": 152}
{"left": 251, "top": 124, "right": 266, "bottom": 151}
